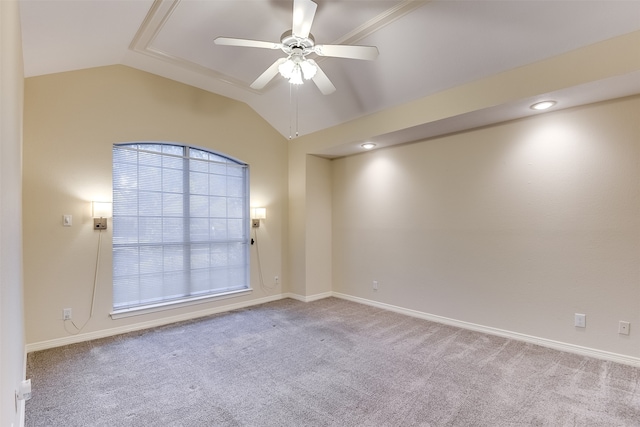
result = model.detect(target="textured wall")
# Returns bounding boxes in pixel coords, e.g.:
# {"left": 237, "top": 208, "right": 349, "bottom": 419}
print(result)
{"left": 332, "top": 96, "right": 640, "bottom": 357}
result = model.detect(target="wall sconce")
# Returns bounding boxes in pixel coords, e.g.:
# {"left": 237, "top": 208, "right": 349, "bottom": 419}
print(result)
{"left": 251, "top": 207, "right": 266, "bottom": 228}
{"left": 92, "top": 201, "right": 112, "bottom": 230}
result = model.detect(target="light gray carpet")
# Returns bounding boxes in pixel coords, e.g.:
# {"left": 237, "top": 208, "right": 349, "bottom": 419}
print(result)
{"left": 26, "top": 297, "right": 640, "bottom": 426}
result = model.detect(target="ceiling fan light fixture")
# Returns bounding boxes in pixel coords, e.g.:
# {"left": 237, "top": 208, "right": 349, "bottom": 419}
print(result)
{"left": 216, "top": 0, "right": 378, "bottom": 94}
{"left": 300, "top": 59, "right": 317, "bottom": 80}
{"left": 279, "top": 56, "right": 316, "bottom": 84}
{"left": 278, "top": 59, "right": 295, "bottom": 79}
{"left": 289, "top": 67, "right": 304, "bottom": 85}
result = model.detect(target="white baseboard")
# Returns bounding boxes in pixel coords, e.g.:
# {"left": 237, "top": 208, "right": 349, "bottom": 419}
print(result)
{"left": 26, "top": 293, "right": 285, "bottom": 353}
{"left": 332, "top": 292, "right": 640, "bottom": 368}
{"left": 283, "top": 291, "right": 333, "bottom": 303}
{"left": 26, "top": 290, "right": 640, "bottom": 368}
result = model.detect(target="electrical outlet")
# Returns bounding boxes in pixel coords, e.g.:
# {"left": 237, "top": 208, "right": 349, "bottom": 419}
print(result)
{"left": 94, "top": 218, "right": 107, "bottom": 230}
{"left": 619, "top": 321, "right": 630, "bottom": 335}
{"left": 274, "top": 276, "right": 279, "bottom": 285}
{"left": 574, "top": 313, "right": 586, "bottom": 328}
{"left": 373, "top": 280, "right": 378, "bottom": 291}
{"left": 63, "top": 308, "right": 72, "bottom": 320}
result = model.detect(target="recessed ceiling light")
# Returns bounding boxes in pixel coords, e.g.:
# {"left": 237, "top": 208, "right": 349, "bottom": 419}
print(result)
{"left": 530, "top": 100, "right": 557, "bottom": 111}
{"left": 361, "top": 143, "right": 376, "bottom": 150}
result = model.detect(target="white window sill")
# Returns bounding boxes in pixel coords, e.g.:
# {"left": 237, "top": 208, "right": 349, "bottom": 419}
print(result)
{"left": 110, "top": 288, "right": 253, "bottom": 320}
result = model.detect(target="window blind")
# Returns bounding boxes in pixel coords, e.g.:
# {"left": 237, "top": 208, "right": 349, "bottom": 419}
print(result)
{"left": 112, "top": 143, "right": 249, "bottom": 311}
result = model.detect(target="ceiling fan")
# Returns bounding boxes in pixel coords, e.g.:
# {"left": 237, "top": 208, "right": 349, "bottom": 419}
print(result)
{"left": 214, "top": 0, "right": 379, "bottom": 95}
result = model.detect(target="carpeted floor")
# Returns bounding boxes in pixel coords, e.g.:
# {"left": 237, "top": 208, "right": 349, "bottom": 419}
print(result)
{"left": 26, "top": 297, "right": 640, "bottom": 426}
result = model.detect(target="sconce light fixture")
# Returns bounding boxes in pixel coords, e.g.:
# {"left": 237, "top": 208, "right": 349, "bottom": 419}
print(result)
{"left": 251, "top": 207, "right": 266, "bottom": 228}
{"left": 92, "top": 201, "right": 112, "bottom": 230}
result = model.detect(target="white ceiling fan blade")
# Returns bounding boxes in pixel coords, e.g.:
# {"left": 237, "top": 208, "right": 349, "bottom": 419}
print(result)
{"left": 310, "top": 62, "right": 336, "bottom": 95}
{"left": 250, "top": 58, "right": 288, "bottom": 90}
{"left": 314, "top": 44, "right": 379, "bottom": 61}
{"left": 292, "top": 0, "right": 317, "bottom": 39}
{"left": 214, "top": 37, "right": 282, "bottom": 50}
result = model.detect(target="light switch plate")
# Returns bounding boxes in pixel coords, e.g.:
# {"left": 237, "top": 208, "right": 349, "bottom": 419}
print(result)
{"left": 574, "top": 313, "right": 586, "bottom": 328}
{"left": 63, "top": 214, "right": 72, "bottom": 226}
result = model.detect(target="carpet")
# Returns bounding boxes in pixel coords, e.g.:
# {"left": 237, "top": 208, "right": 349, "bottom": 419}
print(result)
{"left": 26, "top": 297, "right": 640, "bottom": 426}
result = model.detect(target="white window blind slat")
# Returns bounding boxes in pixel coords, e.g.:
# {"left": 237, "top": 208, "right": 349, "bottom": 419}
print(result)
{"left": 112, "top": 143, "right": 249, "bottom": 311}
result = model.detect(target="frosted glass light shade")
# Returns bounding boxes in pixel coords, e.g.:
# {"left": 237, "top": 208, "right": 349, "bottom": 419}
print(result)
{"left": 278, "top": 59, "right": 295, "bottom": 78}
{"left": 251, "top": 207, "right": 266, "bottom": 220}
{"left": 92, "top": 201, "right": 112, "bottom": 218}
{"left": 289, "top": 67, "right": 304, "bottom": 85}
{"left": 300, "top": 59, "right": 317, "bottom": 80}
{"left": 278, "top": 56, "right": 316, "bottom": 85}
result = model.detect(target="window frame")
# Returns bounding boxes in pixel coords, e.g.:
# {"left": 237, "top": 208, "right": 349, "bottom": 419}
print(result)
{"left": 110, "top": 142, "right": 252, "bottom": 319}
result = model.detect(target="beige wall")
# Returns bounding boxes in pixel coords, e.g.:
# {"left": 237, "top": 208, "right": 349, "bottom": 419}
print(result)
{"left": 287, "top": 142, "right": 307, "bottom": 297}
{"left": 288, "top": 31, "right": 640, "bottom": 308}
{"left": 332, "top": 96, "right": 640, "bottom": 358}
{"left": 286, "top": 153, "right": 333, "bottom": 300}
{"left": 305, "top": 155, "right": 332, "bottom": 297}
{"left": 18, "top": 28, "right": 640, "bottom": 368}
{"left": 23, "top": 65, "right": 288, "bottom": 345}
{"left": 1, "top": 1, "right": 26, "bottom": 425}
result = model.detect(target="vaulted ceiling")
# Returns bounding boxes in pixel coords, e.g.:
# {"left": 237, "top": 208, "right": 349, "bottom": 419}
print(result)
{"left": 19, "top": 0, "right": 640, "bottom": 155}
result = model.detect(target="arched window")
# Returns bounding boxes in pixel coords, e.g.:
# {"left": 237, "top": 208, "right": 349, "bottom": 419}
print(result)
{"left": 112, "top": 143, "right": 250, "bottom": 315}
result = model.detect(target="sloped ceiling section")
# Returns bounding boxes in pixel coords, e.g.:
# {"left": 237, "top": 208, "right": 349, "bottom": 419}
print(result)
{"left": 20, "top": 0, "right": 640, "bottom": 154}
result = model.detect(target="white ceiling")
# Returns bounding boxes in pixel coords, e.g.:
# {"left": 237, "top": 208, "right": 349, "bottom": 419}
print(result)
{"left": 19, "top": 0, "right": 640, "bottom": 152}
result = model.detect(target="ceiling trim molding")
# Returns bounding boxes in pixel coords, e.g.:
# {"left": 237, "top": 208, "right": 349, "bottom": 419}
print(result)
{"left": 129, "top": 0, "right": 260, "bottom": 93}
{"left": 330, "top": 0, "right": 430, "bottom": 46}
{"left": 128, "top": 0, "right": 430, "bottom": 96}
{"left": 128, "top": 0, "right": 177, "bottom": 52}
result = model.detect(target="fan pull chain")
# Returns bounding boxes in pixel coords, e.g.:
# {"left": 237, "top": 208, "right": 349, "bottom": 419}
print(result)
{"left": 289, "top": 83, "right": 293, "bottom": 139}
{"left": 295, "top": 84, "right": 299, "bottom": 138}
{"left": 288, "top": 83, "right": 300, "bottom": 139}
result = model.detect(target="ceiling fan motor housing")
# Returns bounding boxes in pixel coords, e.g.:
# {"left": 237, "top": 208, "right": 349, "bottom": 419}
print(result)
{"left": 280, "top": 30, "right": 315, "bottom": 56}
